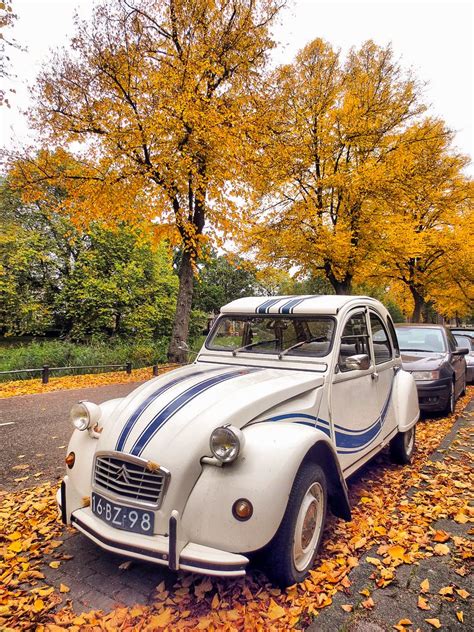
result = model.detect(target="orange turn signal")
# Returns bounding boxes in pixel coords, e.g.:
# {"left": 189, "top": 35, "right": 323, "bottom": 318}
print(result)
{"left": 232, "top": 498, "right": 253, "bottom": 521}
{"left": 65, "top": 452, "right": 75, "bottom": 469}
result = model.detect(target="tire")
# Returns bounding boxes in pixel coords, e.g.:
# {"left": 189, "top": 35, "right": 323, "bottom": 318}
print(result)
{"left": 460, "top": 373, "right": 466, "bottom": 397}
{"left": 444, "top": 381, "right": 455, "bottom": 415}
{"left": 262, "top": 463, "right": 327, "bottom": 587}
{"left": 390, "top": 424, "right": 416, "bottom": 465}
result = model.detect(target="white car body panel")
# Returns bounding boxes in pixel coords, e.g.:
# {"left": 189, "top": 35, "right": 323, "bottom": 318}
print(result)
{"left": 59, "top": 295, "right": 419, "bottom": 578}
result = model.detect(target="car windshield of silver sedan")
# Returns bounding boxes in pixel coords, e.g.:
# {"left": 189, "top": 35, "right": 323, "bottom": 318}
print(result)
{"left": 207, "top": 315, "right": 335, "bottom": 357}
{"left": 396, "top": 327, "right": 447, "bottom": 353}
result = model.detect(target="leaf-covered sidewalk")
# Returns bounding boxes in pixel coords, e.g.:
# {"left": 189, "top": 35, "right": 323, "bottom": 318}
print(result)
{"left": 1, "top": 389, "right": 472, "bottom": 631}
{"left": 0, "top": 365, "right": 179, "bottom": 399}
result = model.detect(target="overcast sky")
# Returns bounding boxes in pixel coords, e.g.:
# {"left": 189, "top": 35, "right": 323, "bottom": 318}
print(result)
{"left": 1, "top": 0, "right": 473, "bottom": 173}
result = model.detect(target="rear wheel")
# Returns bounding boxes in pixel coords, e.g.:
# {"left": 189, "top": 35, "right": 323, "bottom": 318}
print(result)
{"left": 262, "top": 463, "right": 327, "bottom": 587}
{"left": 460, "top": 373, "right": 466, "bottom": 397}
{"left": 390, "top": 425, "right": 416, "bottom": 464}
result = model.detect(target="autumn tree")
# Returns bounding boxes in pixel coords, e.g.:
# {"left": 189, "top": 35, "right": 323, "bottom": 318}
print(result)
{"left": 22, "top": 0, "right": 284, "bottom": 361}
{"left": 246, "top": 39, "right": 430, "bottom": 295}
{"left": 367, "top": 123, "right": 473, "bottom": 321}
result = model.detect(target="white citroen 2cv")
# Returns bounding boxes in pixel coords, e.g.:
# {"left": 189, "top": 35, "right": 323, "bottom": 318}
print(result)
{"left": 58, "top": 295, "right": 419, "bottom": 586}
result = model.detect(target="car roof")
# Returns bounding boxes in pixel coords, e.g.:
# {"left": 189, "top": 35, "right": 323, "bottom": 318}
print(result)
{"left": 221, "top": 295, "right": 382, "bottom": 316}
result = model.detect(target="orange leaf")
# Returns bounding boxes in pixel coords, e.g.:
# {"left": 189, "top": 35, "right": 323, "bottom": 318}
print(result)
{"left": 148, "top": 609, "right": 172, "bottom": 628}
{"left": 341, "top": 604, "right": 353, "bottom": 612}
{"left": 418, "top": 596, "right": 430, "bottom": 610}
{"left": 59, "top": 583, "right": 70, "bottom": 593}
{"left": 425, "top": 618, "right": 442, "bottom": 629}
{"left": 433, "top": 543, "right": 450, "bottom": 555}
{"left": 456, "top": 611, "right": 464, "bottom": 623}
{"left": 438, "top": 586, "right": 453, "bottom": 596}
{"left": 268, "top": 599, "right": 286, "bottom": 620}
{"left": 420, "top": 578, "right": 430, "bottom": 593}
{"left": 33, "top": 598, "right": 44, "bottom": 612}
{"left": 433, "top": 530, "right": 450, "bottom": 543}
{"left": 387, "top": 545, "right": 405, "bottom": 559}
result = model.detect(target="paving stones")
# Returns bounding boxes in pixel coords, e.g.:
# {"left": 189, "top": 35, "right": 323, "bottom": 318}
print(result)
{"left": 308, "top": 400, "right": 473, "bottom": 631}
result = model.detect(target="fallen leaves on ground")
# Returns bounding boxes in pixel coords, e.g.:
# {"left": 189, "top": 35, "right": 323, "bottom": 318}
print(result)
{"left": 0, "top": 389, "right": 472, "bottom": 631}
{"left": 0, "top": 364, "right": 179, "bottom": 399}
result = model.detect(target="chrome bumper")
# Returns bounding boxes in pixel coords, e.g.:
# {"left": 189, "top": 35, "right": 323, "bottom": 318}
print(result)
{"left": 57, "top": 490, "right": 248, "bottom": 577}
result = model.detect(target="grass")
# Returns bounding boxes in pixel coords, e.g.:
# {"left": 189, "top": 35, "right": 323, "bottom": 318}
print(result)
{"left": 0, "top": 338, "right": 170, "bottom": 381}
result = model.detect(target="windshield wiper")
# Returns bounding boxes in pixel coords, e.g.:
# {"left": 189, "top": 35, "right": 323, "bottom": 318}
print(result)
{"left": 232, "top": 338, "right": 279, "bottom": 356}
{"left": 278, "top": 337, "right": 326, "bottom": 360}
{"left": 401, "top": 348, "right": 436, "bottom": 353}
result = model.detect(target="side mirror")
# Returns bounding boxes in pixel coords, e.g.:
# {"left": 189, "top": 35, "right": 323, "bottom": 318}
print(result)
{"left": 454, "top": 347, "right": 469, "bottom": 356}
{"left": 345, "top": 354, "right": 371, "bottom": 371}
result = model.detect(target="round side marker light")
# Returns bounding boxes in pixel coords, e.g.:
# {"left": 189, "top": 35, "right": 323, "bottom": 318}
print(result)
{"left": 65, "top": 452, "right": 75, "bottom": 469}
{"left": 232, "top": 498, "right": 253, "bottom": 521}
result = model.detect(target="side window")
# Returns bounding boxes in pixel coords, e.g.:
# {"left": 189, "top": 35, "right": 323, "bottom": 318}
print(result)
{"left": 386, "top": 316, "right": 401, "bottom": 357}
{"left": 338, "top": 312, "right": 370, "bottom": 372}
{"left": 370, "top": 313, "right": 392, "bottom": 364}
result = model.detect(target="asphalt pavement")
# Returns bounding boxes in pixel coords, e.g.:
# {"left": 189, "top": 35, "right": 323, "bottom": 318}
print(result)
{"left": 0, "top": 382, "right": 144, "bottom": 491}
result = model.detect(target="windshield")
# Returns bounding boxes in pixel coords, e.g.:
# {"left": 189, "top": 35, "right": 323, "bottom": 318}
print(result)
{"left": 395, "top": 327, "right": 447, "bottom": 353}
{"left": 207, "top": 315, "right": 335, "bottom": 357}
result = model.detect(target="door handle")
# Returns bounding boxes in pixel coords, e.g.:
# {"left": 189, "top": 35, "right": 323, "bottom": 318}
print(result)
{"left": 371, "top": 372, "right": 379, "bottom": 381}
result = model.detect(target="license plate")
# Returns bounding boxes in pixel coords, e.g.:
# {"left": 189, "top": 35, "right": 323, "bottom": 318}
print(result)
{"left": 91, "top": 492, "right": 154, "bottom": 535}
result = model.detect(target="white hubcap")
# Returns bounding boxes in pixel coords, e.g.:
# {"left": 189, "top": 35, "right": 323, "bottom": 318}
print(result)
{"left": 293, "top": 482, "right": 324, "bottom": 572}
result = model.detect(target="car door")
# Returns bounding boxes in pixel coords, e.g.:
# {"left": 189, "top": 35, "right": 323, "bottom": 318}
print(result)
{"left": 446, "top": 329, "right": 466, "bottom": 397}
{"left": 368, "top": 310, "right": 398, "bottom": 436}
{"left": 330, "top": 309, "right": 381, "bottom": 473}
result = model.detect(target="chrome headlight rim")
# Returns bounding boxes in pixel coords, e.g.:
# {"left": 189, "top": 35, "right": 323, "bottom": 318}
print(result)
{"left": 209, "top": 425, "right": 244, "bottom": 463}
{"left": 70, "top": 401, "right": 101, "bottom": 432}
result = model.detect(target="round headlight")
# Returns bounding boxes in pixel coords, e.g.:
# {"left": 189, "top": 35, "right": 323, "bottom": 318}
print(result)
{"left": 70, "top": 401, "right": 101, "bottom": 432}
{"left": 210, "top": 425, "right": 244, "bottom": 463}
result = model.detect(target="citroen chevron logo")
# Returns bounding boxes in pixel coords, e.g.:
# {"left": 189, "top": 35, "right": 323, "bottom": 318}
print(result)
{"left": 116, "top": 464, "right": 131, "bottom": 484}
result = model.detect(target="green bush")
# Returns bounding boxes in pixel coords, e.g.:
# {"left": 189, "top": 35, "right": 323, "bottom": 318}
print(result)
{"left": 0, "top": 339, "right": 169, "bottom": 382}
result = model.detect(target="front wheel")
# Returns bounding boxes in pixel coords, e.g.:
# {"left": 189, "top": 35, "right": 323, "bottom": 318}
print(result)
{"left": 262, "top": 463, "right": 327, "bottom": 587}
{"left": 444, "top": 381, "right": 455, "bottom": 415}
{"left": 390, "top": 425, "right": 416, "bottom": 464}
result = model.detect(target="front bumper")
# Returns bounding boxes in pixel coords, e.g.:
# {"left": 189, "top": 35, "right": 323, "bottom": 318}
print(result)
{"left": 415, "top": 377, "right": 451, "bottom": 412}
{"left": 57, "top": 486, "right": 248, "bottom": 577}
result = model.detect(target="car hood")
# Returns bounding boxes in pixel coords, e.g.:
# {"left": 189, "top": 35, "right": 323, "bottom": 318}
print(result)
{"left": 98, "top": 362, "right": 324, "bottom": 461}
{"left": 400, "top": 351, "right": 447, "bottom": 371}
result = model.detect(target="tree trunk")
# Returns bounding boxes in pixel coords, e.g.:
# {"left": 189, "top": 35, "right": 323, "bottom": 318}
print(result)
{"left": 409, "top": 286, "right": 425, "bottom": 322}
{"left": 333, "top": 279, "right": 352, "bottom": 295}
{"left": 167, "top": 251, "right": 195, "bottom": 363}
{"left": 324, "top": 261, "right": 353, "bottom": 295}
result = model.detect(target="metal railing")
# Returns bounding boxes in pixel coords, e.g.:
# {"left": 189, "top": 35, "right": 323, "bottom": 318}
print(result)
{"left": 0, "top": 362, "right": 161, "bottom": 384}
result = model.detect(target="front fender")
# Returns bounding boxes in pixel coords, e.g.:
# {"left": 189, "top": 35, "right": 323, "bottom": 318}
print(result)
{"left": 181, "top": 423, "right": 340, "bottom": 554}
{"left": 393, "top": 369, "right": 420, "bottom": 432}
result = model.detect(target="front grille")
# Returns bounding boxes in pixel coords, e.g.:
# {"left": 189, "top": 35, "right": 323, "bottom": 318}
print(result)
{"left": 93, "top": 454, "right": 168, "bottom": 507}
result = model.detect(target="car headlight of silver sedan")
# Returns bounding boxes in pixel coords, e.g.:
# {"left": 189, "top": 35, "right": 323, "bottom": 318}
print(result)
{"left": 70, "top": 401, "right": 101, "bottom": 431}
{"left": 411, "top": 370, "right": 440, "bottom": 380}
{"left": 210, "top": 425, "right": 244, "bottom": 463}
